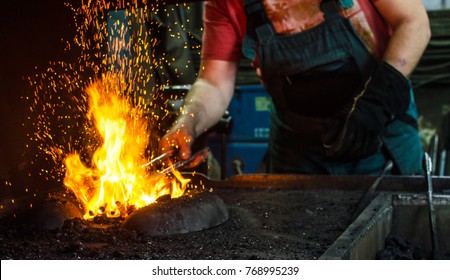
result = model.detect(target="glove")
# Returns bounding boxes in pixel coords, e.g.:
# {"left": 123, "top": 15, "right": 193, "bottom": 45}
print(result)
{"left": 321, "top": 61, "right": 411, "bottom": 161}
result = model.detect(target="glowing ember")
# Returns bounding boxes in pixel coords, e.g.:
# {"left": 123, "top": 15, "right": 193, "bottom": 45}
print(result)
{"left": 63, "top": 73, "right": 190, "bottom": 219}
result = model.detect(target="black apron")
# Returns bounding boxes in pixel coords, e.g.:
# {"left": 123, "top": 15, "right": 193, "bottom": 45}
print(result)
{"left": 242, "top": 0, "right": 423, "bottom": 175}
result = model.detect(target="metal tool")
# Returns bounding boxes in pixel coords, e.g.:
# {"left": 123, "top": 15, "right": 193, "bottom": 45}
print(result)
{"left": 428, "top": 133, "right": 439, "bottom": 175}
{"left": 142, "top": 147, "right": 210, "bottom": 174}
{"left": 159, "top": 147, "right": 210, "bottom": 175}
{"left": 350, "top": 160, "right": 393, "bottom": 221}
{"left": 423, "top": 152, "right": 440, "bottom": 259}
{"left": 141, "top": 152, "right": 172, "bottom": 169}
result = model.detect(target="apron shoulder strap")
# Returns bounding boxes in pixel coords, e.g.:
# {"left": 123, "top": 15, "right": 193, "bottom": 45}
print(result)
{"left": 320, "top": 0, "right": 342, "bottom": 21}
{"left": 242, "top": 0, "right": 275, "bottom": 59}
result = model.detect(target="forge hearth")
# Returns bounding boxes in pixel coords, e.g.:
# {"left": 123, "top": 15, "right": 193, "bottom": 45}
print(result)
{"left": 3, "top": 187, "right": 229, "bottom": 236}
{"left": 123, "top": 190, "right": 229, "bottom": 236}
{"left": 0, "top": 180, "right": 362, "bottom": 259}
{"left": 3, "top": 174, "right": 449, "bottom": 260}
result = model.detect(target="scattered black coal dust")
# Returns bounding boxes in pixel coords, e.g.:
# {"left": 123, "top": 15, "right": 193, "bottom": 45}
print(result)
{"left": 0, "top": 187, "right": 362, "bottom": 260}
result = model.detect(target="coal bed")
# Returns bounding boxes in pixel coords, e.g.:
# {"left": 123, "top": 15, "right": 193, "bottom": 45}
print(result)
{"left": 0, "top": 186, "right": 361, "bottom": 259}
{"left": 2, "top": 174, "right": 449, "bottom": 260}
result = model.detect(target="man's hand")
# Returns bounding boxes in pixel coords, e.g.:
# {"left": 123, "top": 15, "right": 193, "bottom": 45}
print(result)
{"left": 158, "top": 126, "right": 195, "bottom": 166}
{"left": 321, "top": 61, "right": 411, "bottom": 160}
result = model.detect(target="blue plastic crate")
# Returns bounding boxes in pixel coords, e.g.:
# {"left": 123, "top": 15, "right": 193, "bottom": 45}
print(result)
{"left": 228, "top": 85, "right": 271, "bottom": 142}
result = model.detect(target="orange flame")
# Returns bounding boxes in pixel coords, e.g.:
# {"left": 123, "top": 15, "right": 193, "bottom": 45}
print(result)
{"left": 63, "top": 73, "right": 189, "bottom": 219}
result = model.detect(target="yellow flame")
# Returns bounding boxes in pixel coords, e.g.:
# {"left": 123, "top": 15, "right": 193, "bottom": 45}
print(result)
{"left": 63, "top": 73, "right": 189, "bottom": 219}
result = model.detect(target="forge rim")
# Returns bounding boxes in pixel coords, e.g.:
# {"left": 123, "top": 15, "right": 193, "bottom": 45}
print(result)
{"left": 122, "top": 190, "right": 229, "bottom": 236}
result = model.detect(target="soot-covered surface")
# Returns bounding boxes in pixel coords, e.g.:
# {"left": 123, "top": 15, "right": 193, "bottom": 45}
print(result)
{"left": 0, "top": 187, "right": 362, "bottom": 260}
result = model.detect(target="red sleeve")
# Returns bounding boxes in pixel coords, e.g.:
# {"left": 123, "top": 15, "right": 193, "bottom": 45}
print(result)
{"left": 201, "top": 0, "right": 246, "bottom": 61}
{"left": 359, "top": 0, "right": 390, "bottom": 58}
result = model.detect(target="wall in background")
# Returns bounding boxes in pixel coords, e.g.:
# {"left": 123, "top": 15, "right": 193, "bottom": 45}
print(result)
{"left": 423, "top": 0, "right": 450, "bottom": 10}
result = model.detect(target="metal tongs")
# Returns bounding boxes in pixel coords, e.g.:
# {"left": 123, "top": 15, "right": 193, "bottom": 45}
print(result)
{"left": 141, "top": 151, "right": 172, "bottom": 169}
{"left": 142, "top": 147, "right": 210, "bottom": 175}
{"left": 423, "top": 152, "right": 440, "bottom": 259}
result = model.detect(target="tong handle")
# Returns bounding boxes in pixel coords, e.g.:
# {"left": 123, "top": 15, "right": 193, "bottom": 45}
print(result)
{"left": 159, "top": 147, "right": 210, "bottom": 174}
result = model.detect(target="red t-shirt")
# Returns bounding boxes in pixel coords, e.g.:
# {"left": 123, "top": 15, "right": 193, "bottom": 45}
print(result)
{"left": 201, "top": 0, "right": 390, "bottom": 62}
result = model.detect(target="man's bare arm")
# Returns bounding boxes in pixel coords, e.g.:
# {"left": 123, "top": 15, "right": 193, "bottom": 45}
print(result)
{"left": 159, "top": 59, "right": 238, "bottom": 159}
{"left": 373, "top": 0, "right": 431, "bottom": 77}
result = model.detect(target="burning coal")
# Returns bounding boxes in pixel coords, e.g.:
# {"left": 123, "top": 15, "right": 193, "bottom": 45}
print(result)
{"left": 63, "top": 73, "right": 190, "bottom": 220}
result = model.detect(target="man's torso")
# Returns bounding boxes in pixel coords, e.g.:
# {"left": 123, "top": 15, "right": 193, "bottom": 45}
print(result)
{"left": 202, "top": 0, "right": 389, "bottom": 61}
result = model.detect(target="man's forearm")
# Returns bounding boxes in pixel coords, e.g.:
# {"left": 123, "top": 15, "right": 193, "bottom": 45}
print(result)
{"left": 173, "top": 78, "right": 233, "bottom": 138}
{"left": 375, "top": 0, "right": 431, "bottom": 77}
{"left": 383, "top": 19, "right": 431, "bottom": 77}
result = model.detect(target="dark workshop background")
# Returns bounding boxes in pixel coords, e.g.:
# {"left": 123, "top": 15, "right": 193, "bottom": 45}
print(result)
{"left": 0, "top": 1, "right": 78, "bottom": 193}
